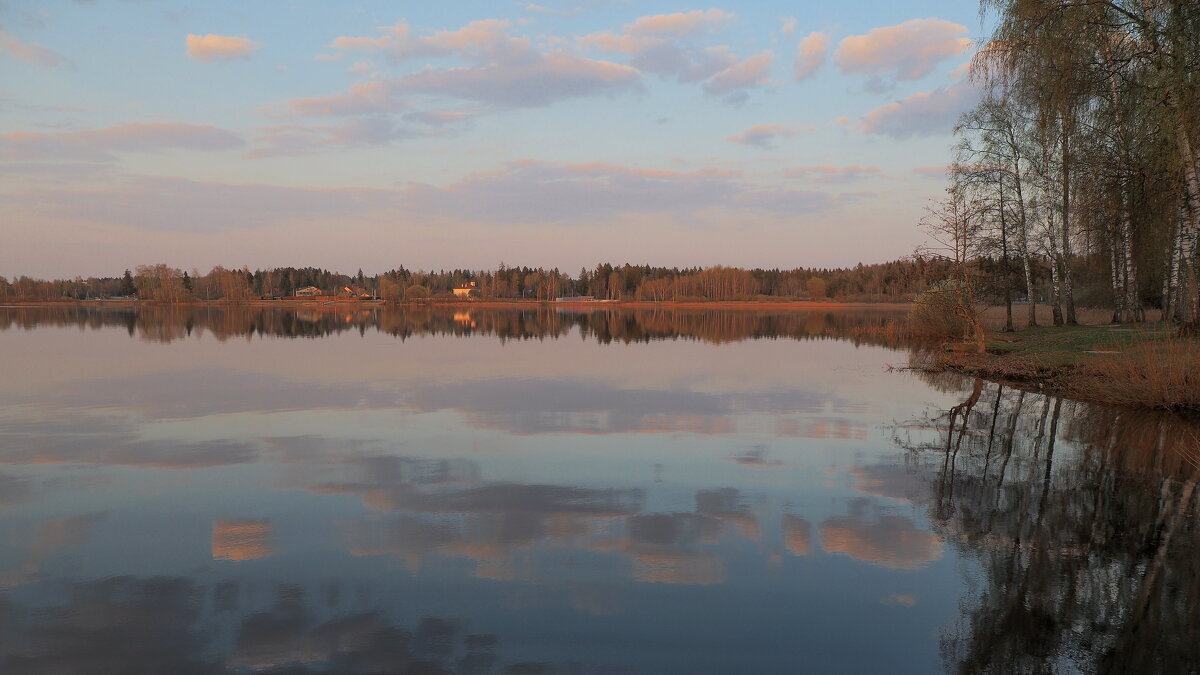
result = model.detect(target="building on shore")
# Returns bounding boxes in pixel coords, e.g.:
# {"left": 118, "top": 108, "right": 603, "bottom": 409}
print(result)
{"left": 294, "top": 286, "right": 322, "bottom": 297}
{"left": 453, "top": 281, "right": 477, "bottom": 298}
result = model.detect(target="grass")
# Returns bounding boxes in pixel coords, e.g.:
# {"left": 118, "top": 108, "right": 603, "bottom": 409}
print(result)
{"left": 923, "top": 308, "right": 1200, "bottom": 412}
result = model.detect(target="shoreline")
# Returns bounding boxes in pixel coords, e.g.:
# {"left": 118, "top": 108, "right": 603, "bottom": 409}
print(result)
{"left": 920, "top": 324, "right": 1200, "bottom": 414}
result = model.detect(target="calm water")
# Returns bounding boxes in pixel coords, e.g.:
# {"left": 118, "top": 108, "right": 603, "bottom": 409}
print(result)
{"left": 1, "top": 306, "right": 1197, "bottom": 674}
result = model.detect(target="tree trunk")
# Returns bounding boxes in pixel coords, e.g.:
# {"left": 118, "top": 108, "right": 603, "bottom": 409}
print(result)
{"left": 1120, "top": 187, "right": 1140, "bottom": 322}
{"left": 1017, "top": 176, "right": 1036, "bottom": 329}
{"left": 1110, "top": 228, "right": 1124, "bottom": 323}
{"left": 1060, "top": 120, "right": 1077, "bottom": 324}
{"left": 1000, "top": 181, "right": 1014, "bottom": 331}
{"left": 1046, "top": 211, "right": 1064, "bottom": 326}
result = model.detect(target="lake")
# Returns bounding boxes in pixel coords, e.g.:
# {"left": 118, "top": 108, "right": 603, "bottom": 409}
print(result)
{"left": 1, "top": 305, "right": 1197, "bottom": 674}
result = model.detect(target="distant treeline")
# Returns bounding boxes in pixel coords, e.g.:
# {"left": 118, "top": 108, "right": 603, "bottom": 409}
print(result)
{"left": 2, "top": 259, "right": 962, "bottom": 303}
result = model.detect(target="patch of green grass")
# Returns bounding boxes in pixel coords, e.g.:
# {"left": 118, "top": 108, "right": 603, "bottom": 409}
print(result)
{"left": 984, "top": 323, "right": 1177, "bottom": 366}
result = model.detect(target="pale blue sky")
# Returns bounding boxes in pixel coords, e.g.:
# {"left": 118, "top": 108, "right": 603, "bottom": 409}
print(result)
{"left": 1, "top": 0, "right": 990, "bottom": 278}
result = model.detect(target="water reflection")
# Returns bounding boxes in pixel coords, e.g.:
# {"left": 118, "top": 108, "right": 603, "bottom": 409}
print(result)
{"left": 895, "top": 373, "right": 1200, "bottom": 673}
{"left": 1, "top": 576, "right": 509, "bottom": 674}
{"left": 2, "top": 308, "right": 1198, "bottom": 672}
{"left": 0, "top": 304, "right": 907, "bottom": 346}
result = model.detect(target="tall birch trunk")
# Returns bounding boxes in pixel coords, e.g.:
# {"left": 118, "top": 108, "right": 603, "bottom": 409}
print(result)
{"left": 1119, "top": 187, "right": 1140, "bottom": 322}
{"left": 1046, "top": 209, "right": 1064, "bottom": 326}
{"left": 1110, "top": 229, "right": 1124, "bottom": 324}
{"left": 1060, "top": 120, "right": 1077, "bottom": 324}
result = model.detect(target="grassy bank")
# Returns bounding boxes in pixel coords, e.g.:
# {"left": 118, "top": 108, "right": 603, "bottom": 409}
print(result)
{"left": 922, "top": 321, "right": 1200, "bottom": 412}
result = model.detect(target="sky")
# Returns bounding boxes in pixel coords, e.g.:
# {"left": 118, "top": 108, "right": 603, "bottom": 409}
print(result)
{"left": 0, "top": 0, "right": 991, "bottom": 279}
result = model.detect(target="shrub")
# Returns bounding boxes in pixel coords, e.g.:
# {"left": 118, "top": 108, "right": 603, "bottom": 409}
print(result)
{"left": 910, "top": 279, "right": 971, "bottom": 339}
{"left": 405, "top": 284, "right": 430, "bottom": 299}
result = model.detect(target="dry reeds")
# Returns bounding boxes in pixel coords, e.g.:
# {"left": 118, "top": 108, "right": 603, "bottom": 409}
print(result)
{"left": 1077, "top": 337, "right": 1200, "bottom": 411}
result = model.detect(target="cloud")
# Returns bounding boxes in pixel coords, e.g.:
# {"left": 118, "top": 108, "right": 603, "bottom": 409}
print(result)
{"left": 523, "top": 3, "right": 584, "bottom": 18}
{"left": 860, "top": 81, "right": 981, "bottom": 139}
{"left": 186, "top": 33, "right": 261, "bottom": 62}
{"left": 703, "top": 50, "right": 773, "bottom": 97}
{"left": 393, "top": 50, "right": 640, "bottom": 107}
{"left": 726, "top": 124, "right": 798, "bottom": 149}
{"left": 782, "top": 165, "right": 882, "bottom": 183}
{"left": 330, "top": 19, "right": 525, "bottom": 63}
{"left": 580, "top": 13, "right": 771, "bottom": 101}
{"left": 793, "top": 31, "right": 829, "bottom": 81}
{"left": 19, "top": 175, "right": 400, "bottom": 232}
{"left": 0, "top": 28, "right": 66, "bottom": 66}
{"left": 0, "top": 122, "right": 245, "bottom": 161}
{"left": 403, "top": 109, "right": 474, "bottom": 126}
{"left": 625, "top": 9, "right": 736, "bottom": 37}
{"left": 325, "top": 19, "right": 640, "bottom": 108}
{"left": 913, "top": 165, "right": 949, "bottom": 178}
{"left": 835, "top": 18, "right": 971, "bottom": 81}
{"left": 781, "top": 17, "right": 797, "bottom": 38}
{"left": 7, "top": 159, "right": 852, "bottom": 243}
{"left": 278, "top": 80, "right": 407, "bottom": 117}
{"left": 249, "top": 118, "right": 417, "bottom": 157}
{"left": 402, "top": 160, "right": 846, "bottom": 224}
{"left": 579, "top": 33, "right": 736, "bottom": 84}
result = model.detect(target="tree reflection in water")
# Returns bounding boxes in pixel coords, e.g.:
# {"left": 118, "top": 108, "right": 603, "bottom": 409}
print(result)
{"left": 897, "top": 373, "right": 1200, "bottom": 674}
{"left": 0, "top": 305, "right": 910, "bottom": 347}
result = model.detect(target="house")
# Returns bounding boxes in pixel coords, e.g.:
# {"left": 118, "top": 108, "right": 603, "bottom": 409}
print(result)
{"left": 453, "top": 281, "right": 477, "bottom": 298}
{"left": 295, "top": 286, "right": 322, "bottom": 297}
{"left": 339, "top": 285, "right": 372, "bottom": 298}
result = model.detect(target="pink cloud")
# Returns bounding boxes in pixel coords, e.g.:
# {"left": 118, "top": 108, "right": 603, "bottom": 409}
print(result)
{"left": 22, "top": 175, "right": 399, "bottom": 233}
{"left": 248, "top": 109, "right": 476, "bottom": 157}
{"left": 0, "top": 28, "right": 66, "bottom": 67}
{"left": 703, "top": 51, "right": 773, "bottom": 96}
{"left": 579, "top": 32, "right": 736, "bottom": 84}
{"left": 522, "top": 3, "right": 585, "bottom": 18}
{"left": 0, "top": 123, "right": 245, "bottom": 161}
{"left": 912, "top": 165, "right": 950, "bottom": 178}
{"left": 580, "top": 13, "right": 769, "bottom": 101}
{"left": 793, "top": 31, "right": 829, "bottom": 81}
{"left": 248, "top": 118, "right": 417, "bottom": 158}
{"left": 860, "top": 81, "right": 981, "bottom": 138}
{"left": 321, "top": 19, "right": 640, "bottom": 108}
{"left": 403, "top": 110, "right": 474, "bottom": 126}
{"left": 726, "top": 124, "right": 798, "bottom": 149}
{"left": 280, "top": 80, "right": 406, "bottom": 117}
{"left": 12, "top": 161, "right": 849, "bottom": 239}
{"left": 626, "top": 9, "right": 737, "bottom": 37}
{"left": 782, "top": 165, "right": 883, "bottom": 183}
{"left": 186, "top": 34, "right": 261, "bottom": 62}
{"left": 402, "top": 160, "right": 844, "bottom": 223}
{"left": 330, "top": 19, "right": 526, "bottom": 63}
{"left": 835, "top": 18, "right": 971, "bottom": 80}
{"left": 394, "top": 50, "right": 639, "bottom": 107}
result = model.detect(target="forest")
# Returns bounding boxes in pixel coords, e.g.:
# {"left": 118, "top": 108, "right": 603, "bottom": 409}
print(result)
{"left": 0, "top": 259, "right": 955, "bottom": 303}
{"left": 933, "top": 0, "right": 1199, "bottom": 331}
